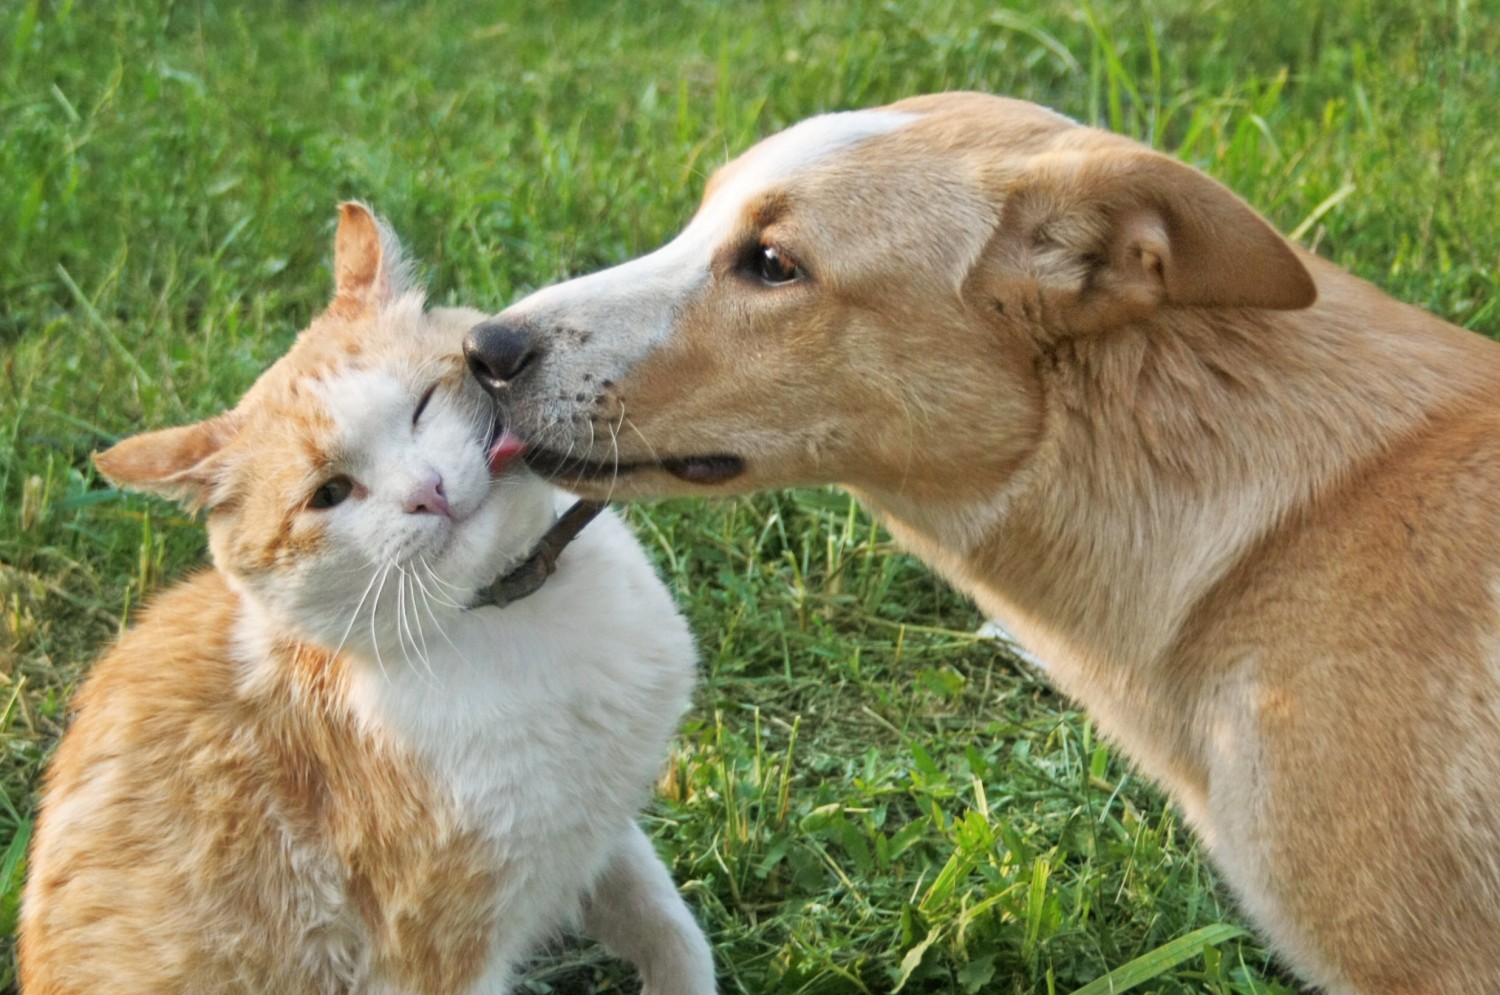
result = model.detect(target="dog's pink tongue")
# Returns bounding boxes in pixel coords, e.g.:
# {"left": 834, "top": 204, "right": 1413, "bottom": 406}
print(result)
{"left": 487, "top": 432, "right": 528, "bottom": 475}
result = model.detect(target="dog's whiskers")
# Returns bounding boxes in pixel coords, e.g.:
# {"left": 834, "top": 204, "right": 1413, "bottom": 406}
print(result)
{"left": 622, "top": 414, "right": 663, "bottom": 467}
{"left": 605, "top": 402, "right": 627, "bottom": 502}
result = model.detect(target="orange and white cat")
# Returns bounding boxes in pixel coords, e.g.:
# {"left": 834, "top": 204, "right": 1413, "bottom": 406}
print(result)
{"left": 19, "top": 204, "right": 715, "bottom": 995}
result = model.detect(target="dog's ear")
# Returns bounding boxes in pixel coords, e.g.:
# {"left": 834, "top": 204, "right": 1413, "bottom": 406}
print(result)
{"left": 93, "top": 414, "right": 239, "bottom": 510}
{"left": 329, "top": 201, "right": 417, "bottom": 317}
{"left": 971, "top": 148, "right": 1315, "bottom": 334}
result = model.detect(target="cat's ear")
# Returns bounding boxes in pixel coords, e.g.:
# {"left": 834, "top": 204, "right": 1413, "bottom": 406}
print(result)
{"left": 94, "top": 414, "right": 239, "bottom": 509}
{"left": 330, "top": 201, "right": 417, "bottom": 316}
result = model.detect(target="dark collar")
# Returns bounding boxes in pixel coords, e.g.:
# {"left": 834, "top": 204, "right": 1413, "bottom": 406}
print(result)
{"left": 469, "top": 499, "right": 609, "bottom": 609}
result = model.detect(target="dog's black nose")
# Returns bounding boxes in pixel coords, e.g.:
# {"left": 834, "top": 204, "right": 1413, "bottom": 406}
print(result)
{"left": 465, "top": 320, "right": 540, "bottom": 394}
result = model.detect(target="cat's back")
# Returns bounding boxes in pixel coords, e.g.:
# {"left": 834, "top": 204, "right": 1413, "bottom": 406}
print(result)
{"left": 21, "top": 571, "right": 250, "bottom": 990}
{"left": 33, "top": 570, "right": 241, "bottom": 782}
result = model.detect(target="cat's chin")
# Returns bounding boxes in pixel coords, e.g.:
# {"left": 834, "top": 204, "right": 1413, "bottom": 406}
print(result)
{"left": 431, "top": 473, "right": 558, "bottom": 596}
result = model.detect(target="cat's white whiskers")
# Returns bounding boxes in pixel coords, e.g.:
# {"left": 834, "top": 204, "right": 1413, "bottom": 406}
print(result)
{"left": 367, "top": 561, "right": 395, "bottom": 684}
{"left": 392, "top": 568, "right": 437, "bottom": 688}
{"left": 412, "top": 559, "right": 468, "bottom": 664}
{"left": 402, "top": 567, "right": 442, "bottom": 688}
{"left": 330, "top": 556, "right": 388, "bottom": 660}
{"left": 414, "top": 553, "right": 469, "bottom": 610}
{"left": 407, "top": 354, "right": 448, "bottom": 388}
{"left": 393, "top": 569, "right": 412, "bottom": 663}
{"left": 411, "top": 570, "right": 443, "bottom": 685}
{"left": 392, "top": 570, "right": 421, "bottom": 680}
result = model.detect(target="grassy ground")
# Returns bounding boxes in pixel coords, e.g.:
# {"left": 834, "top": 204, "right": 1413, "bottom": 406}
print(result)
{"left": 2, "top": 1, "right": 1496, "bottom": 992}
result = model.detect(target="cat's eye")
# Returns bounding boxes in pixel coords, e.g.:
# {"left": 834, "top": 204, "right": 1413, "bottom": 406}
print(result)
{"left": 413, "top": 383, "right": 438, "bottom": 426}
{"left": 308, "top": 475, "right": 355, "bottom": 510}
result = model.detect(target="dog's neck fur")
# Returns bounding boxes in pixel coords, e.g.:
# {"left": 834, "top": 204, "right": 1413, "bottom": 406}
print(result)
{"left": 859, "top": 254, "right": 1497, "bottom": 814}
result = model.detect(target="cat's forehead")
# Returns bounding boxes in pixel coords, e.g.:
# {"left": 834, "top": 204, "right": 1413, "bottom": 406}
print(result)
{"left": 313, "top": 366, "right": 412, "bottom": 435}
{"left": 231, "top": 363, "right": 415, "bottom": 477}
{"left": 233, "top": 302, "right": 481, "bottom": 460}
{"left": 264, "top": 299, "right": 431, "bottom": 380}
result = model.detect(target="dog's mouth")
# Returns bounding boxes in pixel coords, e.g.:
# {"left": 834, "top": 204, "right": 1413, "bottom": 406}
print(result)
{"left": 522, "top": 446, "right": 745, "bottom": 485}
{"left": 483, "top": 421, "right": 530, "bottom": 477}
{"left": 482, "top": 408, "right": 745, "bottom": 485}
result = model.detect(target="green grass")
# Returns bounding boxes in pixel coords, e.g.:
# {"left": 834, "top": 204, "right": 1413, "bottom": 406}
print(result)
{"left": 2, "top": 1, "right": 1496, "bottom": 992}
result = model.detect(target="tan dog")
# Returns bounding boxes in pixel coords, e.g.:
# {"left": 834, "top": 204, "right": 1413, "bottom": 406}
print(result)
{"left": 464, "top": 93, "right": 1500, "bottom": 994}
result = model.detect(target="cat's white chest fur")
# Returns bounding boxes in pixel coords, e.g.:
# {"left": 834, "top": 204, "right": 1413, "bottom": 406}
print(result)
{"left": 344, "top": 507, "right": 698, "bottom": 984}
{"left": 350, "top": 505, "right": 694, "bottom": 817}
{"left": 229, "top": 501, "right": 701, "bottom": 993}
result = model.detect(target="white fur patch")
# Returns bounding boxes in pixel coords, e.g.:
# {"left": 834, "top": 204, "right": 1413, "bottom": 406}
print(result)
{"left": 337, "top": 506, "right": 700, "bottom": 978}
{"left": 509, "top": 109, "right": 919, "bottom": 359}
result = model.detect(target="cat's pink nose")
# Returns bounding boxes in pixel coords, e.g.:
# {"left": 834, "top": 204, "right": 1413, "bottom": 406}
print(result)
{"left": 404, "top": 472, "right": 451, "bottom": 518}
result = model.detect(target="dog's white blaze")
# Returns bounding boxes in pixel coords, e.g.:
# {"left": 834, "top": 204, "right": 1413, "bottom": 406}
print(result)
{"left": 683, "top": 108, "right": 921, "bottom": 256}
{"left": 509, "top": 110, "right": 919, "bottom": 355}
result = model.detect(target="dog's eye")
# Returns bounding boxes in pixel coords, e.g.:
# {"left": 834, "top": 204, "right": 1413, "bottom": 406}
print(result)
{"left": 413, "top": 383, "right": 438, "bottom": 426}
{"left": 308, "top": 475, "right": 356, "bottom": 510}
{"left": 754, "top": 244, "right": 802, "bottom": 285}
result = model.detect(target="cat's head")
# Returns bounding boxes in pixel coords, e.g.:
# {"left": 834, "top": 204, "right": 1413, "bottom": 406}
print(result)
{"left": 95, "top": 203, "right": 556, "bottom": 653}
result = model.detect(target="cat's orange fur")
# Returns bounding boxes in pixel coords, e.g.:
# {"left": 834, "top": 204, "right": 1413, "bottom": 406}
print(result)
{"left": 22, "top": 573, "right": 502, "bottom": 994}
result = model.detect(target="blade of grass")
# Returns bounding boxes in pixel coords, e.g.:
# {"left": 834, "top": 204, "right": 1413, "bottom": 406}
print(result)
{"left": 1068, "top": 924, "right": 1249, "bottom": 995}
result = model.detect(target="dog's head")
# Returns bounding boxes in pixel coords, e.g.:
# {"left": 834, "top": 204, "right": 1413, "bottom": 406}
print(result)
{"left": 466, "top": 92, "right": 1314, "bottom": 509}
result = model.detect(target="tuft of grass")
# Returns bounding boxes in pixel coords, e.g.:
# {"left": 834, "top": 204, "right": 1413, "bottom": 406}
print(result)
{"left": 1, "top": 1, "right": 1495, "bottom": 992}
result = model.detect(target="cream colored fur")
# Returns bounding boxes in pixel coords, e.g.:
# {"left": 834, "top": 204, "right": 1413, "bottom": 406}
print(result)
{"left": 469, "top": 93, "right": 1500, "bottom": 994}
{"left": 20, "top": 205, "right": 715, "bottom": 995}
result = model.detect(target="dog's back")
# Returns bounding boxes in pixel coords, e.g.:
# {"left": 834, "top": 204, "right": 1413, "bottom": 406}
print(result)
{"left": 1172, "top": 281, "right": 1500, "bottom": 991}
